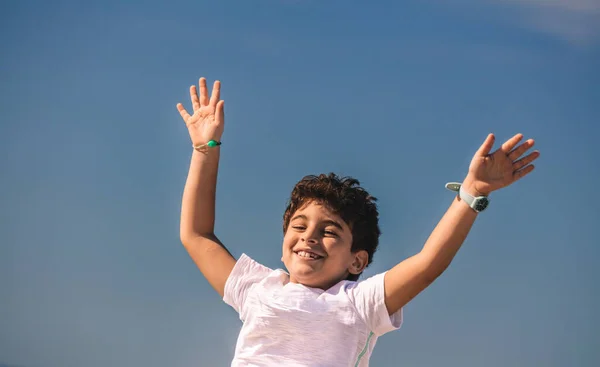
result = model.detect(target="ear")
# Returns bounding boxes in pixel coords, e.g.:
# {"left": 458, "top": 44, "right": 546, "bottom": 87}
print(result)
{"left": 348, "top": 250, "right": 369, "bottom": 275}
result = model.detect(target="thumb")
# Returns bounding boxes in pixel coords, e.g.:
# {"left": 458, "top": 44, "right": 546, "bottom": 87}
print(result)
{"left": 475, "top": 133, "right": 495, "bottom": 157}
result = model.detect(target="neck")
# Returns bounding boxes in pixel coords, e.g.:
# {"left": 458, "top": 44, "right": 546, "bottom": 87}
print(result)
{"left": 288, "top": 272, "right": 350, "bottom": 290}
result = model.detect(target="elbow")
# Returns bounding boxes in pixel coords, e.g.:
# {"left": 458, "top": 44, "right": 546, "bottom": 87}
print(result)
{"left": 180, "top": 233, "right": 192, "bottom": 247}
{"left": 180, "top": 231, "right": 216, "bottom": 247}
{"left": 180, "top": 220, "right": 216, "bottom": 246}
{"left": 179, "top": 228, "right": 193, "bottom": 246}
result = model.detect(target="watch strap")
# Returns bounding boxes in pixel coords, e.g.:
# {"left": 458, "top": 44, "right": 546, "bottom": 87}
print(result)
{"left": 459, "top": 185, "right": 476, "bottom": 208}
{"left": 445, "top": 182, "right": 489, "bottom": 212}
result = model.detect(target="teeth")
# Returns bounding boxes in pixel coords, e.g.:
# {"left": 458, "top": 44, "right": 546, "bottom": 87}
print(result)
{"left": 297, "top": 251, "right": 319, "bottom": 259}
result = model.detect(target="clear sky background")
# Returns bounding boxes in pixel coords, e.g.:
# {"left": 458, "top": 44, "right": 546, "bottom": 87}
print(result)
{"left": 1, "top": 1, "right": 599, "bottom": 366}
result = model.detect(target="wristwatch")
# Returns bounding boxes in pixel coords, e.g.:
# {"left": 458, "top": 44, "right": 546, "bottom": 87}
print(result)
{"left": 445, "top": 182, "right": 490, "bottom": 212}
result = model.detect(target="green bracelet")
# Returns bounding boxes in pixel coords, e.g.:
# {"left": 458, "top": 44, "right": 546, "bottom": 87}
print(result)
{"left": 193, "top": 139, "right": 222, "bottom": 151}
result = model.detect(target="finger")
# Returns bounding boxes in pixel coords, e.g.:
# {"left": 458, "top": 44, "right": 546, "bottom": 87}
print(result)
{"left": 176, "top": 103, "right": 191, "bottom": 122}
{"left": 476, "top": 133, "right": 495, "bottom": 156}
{"left": 513, "top": 150, "right": 540, "bottom": 170}
{"left": 501, "top": 133, "right": 523, "bottom": 154}
{"left": 513, "top": 164, "right": 535, "bottom": 181}
{"left": 508, "top": 139, "right": 535, "bottom": 161}
{"left": 199, "top": 77, "right": 209, "bottom": 106}
{"left": 215, "top": 100, "right": 225, "bottom": 123}
{"left": 209, "top": 80, "right": 221, "bottom": 107}
{"left": 190, "top": 85, "right": 200, "bottom": 111}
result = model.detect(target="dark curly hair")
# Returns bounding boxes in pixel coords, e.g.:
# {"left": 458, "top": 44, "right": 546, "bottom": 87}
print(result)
{"left": 282, "top": 173, "right": 381, "bottom": 281}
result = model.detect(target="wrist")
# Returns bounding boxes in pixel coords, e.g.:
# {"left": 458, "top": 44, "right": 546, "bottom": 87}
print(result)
{"left": 461, "top": 177, "right": 489, "bottom": 197}
{"left": 458, "top": 182, "right": 491, "bottom": 213}
{"left": 192, "top": 139, "right": 222, "bottom": 157}
{"left": 191, "top": 146, "right": 220, "bottom": 163}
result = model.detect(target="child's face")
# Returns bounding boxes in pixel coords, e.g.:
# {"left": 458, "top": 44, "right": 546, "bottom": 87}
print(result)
{"left": 282, "top": 201, "right": 367, "bottom": 289}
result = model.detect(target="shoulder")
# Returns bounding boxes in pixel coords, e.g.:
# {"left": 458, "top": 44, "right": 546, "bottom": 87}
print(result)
{"left": 223, "top": 253, "right": 289, "bottom": 314}
{"left": 235, "top": 253, "right": 272, "bottom": 272}
{"left": 343, "top": 272, "right": 403, "bottom": 335}
{"left": 342, "top": 272, "right": 386, "bottom": 295}
{"left": 225, "top": 253, "right": 289, "bottom": 292}
{"left": 228, "top": 254, "right": 279, "bottom": 281}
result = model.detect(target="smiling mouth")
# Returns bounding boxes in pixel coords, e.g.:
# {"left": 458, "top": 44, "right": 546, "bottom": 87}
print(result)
{"left": 294, "top": 250, "right": 324, "bottom": 260}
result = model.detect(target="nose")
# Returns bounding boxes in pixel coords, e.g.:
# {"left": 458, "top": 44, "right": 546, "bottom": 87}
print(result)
{"left": 301, "top": 227, "right": 319, "bottom": 244}
{"left": 302, "top": 237, "right": 318, "bottom": 244}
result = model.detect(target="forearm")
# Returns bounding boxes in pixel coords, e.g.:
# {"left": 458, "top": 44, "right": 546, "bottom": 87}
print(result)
{"left": 383, "top": 133, "right": 538, "bottom": 314}
{"left": 180, "top": 149, "right": 220, "bottom": 240}
{"left": 419, "top": 195, "right": 478, "bottom": 279}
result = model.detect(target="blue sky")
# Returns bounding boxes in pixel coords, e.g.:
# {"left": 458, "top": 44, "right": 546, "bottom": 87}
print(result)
{"left": 1, "top": 0, "right": 598, "bottom": 366}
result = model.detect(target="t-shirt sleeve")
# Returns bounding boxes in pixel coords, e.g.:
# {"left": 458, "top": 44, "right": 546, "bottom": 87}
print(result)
{"left": 223, "top": 253, "right": 272, "bottom": 316}
{"left": 347, "top": 272, "right": 403, "bottom": 336}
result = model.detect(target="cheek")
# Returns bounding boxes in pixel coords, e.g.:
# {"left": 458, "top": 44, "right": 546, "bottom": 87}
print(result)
{"left": 324, "top": 237, "right": 353, "bottom": 255}
{"left": 323, "top": 238, "right": 346, "bottom": 253}
{"left": 282, "top": 232, "right": 297, "bottom": 249}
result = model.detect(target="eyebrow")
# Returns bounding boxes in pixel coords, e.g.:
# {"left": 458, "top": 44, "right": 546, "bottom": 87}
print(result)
{"left": 290, "top": 214, "right": 344, "bottom": 231}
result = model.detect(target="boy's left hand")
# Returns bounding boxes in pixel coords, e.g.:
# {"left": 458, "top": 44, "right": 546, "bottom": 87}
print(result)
{"left": 462, "top": 133, "right": 540, "bottom": 196}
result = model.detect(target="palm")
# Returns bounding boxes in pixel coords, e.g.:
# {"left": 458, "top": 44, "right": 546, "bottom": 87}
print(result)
{"left": 186, "top": 105, "right": 222, "bottom": 143}
{"left": 176, "top": 77, "right": 224, "bottom": 147}
{"left": 466, "top": 133, "right": 540, "bottom": 195}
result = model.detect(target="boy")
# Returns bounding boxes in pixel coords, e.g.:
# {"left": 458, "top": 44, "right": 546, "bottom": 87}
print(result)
{"left": 176, "top": 78, "right": 539, "bottom": 366}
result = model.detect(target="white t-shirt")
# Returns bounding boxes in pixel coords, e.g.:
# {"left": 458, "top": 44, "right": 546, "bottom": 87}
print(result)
{"left": 223, "top": 253, "right": 403, "bottom": 366}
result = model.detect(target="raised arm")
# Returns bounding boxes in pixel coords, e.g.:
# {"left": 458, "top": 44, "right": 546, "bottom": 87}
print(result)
{"left": 383, "top": 133, "right": 540, "bottom": 315}
{"left": 177, "top": 77, "right": 236, "bottom": 298}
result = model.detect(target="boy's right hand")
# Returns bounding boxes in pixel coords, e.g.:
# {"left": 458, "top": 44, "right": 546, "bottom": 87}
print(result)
{"left": 177, "top": 77, "right": 224, "bottom": 147}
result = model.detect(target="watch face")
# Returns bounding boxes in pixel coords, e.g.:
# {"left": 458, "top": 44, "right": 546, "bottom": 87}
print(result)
{"left": 475, "top": 197, "right": 489, "bottom": 212}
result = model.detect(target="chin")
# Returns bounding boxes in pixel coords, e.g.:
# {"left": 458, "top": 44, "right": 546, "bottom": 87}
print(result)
{"left": 289, "top": 267, "right": 321, "bottom": 284}
{"left": 290, "top": 266, "right": 319, "bottom": 279}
